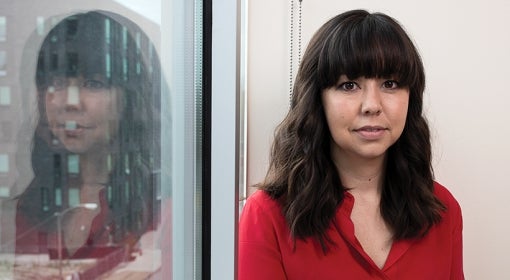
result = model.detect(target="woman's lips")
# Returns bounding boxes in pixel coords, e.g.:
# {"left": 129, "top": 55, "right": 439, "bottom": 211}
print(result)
{"left": 56, "top": 121, "right": 94, "bottom": 130}
{"left": 54, "top": 121, "right": 94, "bottom": 137}
{"left": 65, "top": 121, "right": 78, "bottom": 130}
{"left": 354, "top": 126, "right": 388, "bottom": 140}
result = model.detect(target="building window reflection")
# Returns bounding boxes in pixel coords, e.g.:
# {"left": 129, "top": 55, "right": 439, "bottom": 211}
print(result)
{"left": 0, "top": 86, "right": 10, "bottom": 105}
{"left": 0, "top": 186, "right": 10, "bottom": 198}
{"left": 68, "top": 188, "right": 80, "bottom": 207}
{"left": 0, "top": 17, "right": 5, "bottom": 41}
{"left": 0, "top": 51, "right": 6, "bottom": 76}
{"left": 67, "top": 154, "right": 79, "bottom": 175}
{"left": 41, "top": 187, "right": 50, "bottom": 211}
{"left": 36, "top": 16, "right": 45, "bottom": 36}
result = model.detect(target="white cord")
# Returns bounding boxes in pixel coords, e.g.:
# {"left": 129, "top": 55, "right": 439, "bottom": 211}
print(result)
{"left": 289, "top": 0, "right": 295, "bottom": 103}
{"left": 289, "top": 0, "right": 303, "bottom": 106}
{"left": 298, "top": 0, "right": 302, "bottom": 64}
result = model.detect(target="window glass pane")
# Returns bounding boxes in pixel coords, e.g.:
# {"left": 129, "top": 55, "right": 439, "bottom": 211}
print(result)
{"left": 10, "top": 9, "right": 165, "bottom": 277}
{"left": 0, "top": 51, "right": 6, "bottom": 76}
{"left": 67, "top": 155, "right": 79, "bottom": 174}
{"left": 0, "top": 86, "right": 11, "bottom": 105}
{"left": 1, "top": 1, "right": 205, "bottom": 279}
{"left": 0, "top": 16, "right": 5, "bottom": 41}
{"left": 68, "top": 188, "right": 80, "bottom": 207}
{"left": 36, "top": 17, "right": 45, "bottom": 36}
{"left": 55, "top": 188, "right": 62, "bottom": 207}
{"left": 0, "top": 186, "right": 10, "bottom": 198}
{"left": 164, "top": 0, "right": 205, "bottom": 278}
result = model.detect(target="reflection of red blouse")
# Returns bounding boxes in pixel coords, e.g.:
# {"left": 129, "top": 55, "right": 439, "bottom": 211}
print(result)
{"left": 15, "top": 189, "right": 123, "bottom": 259}
{"left": 239, "top": 182, "right": 464, "bottom": 280}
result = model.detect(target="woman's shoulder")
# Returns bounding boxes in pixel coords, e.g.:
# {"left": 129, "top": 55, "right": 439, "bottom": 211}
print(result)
{"left": 433, "top": 181, "right": 462, "bottom": 217}
{"left": 239, "top": 190, "right": 288, "bottom": 244}
{"left": 243, "top": 190, "right": 282, "bottom": 214}
{"left": 433, "top": 181, "right": 459, "bottom": 205}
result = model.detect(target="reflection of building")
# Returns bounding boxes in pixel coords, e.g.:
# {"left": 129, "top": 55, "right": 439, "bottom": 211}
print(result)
{"left": 0, "top": 1, "right": 162, "bottom": 277}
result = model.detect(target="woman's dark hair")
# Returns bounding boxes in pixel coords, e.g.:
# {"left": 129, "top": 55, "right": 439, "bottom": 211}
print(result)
{"left": 17, "top": 11, "right": 161, "bottom": 247}
{"left": 260, "top": 9, "right": 445, "bottom": 252}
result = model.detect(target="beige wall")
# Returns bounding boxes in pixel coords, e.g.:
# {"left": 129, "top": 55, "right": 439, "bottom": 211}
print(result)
{"left": 246, "top": 0, "right": 510, "bottom": 278}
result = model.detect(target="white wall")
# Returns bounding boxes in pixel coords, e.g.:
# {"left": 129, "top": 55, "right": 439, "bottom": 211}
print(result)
{"left": 247, "top": 0, "right": 510, "bottom": 279}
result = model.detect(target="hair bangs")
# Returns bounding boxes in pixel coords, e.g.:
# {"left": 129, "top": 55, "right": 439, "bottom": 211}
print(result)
{"left": 36, "top": 12, "right": 139, "bottom": 90}
{"left": 317, "top": 14, "right": 420, "bottom": 89}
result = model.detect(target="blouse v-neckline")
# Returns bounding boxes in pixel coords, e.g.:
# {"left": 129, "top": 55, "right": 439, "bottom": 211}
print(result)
{"left": 335, "top": 192, "right": 415, "bottom": 275}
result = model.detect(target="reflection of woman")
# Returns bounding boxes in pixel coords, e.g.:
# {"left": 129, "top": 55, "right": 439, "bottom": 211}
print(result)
{"left": 239, "top": 10, "right": 463, "bottom": 279}
{"left": 15, "top": 11, "right": 161, "bottom": 261}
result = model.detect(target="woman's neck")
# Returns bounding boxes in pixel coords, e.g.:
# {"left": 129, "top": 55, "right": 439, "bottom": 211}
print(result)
{"left": 334, "top": 152, "right": 386, "bottom": 196}
{"left": 78, "top": 150, "right": 110, "bottom": 185}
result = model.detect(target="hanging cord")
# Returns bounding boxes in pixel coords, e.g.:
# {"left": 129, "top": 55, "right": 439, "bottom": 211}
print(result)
{"left": 298, "top": 0, "right": 302, "bottom": 64}
{"left": 289, "top": 0, "right": 303, "bottom": 106}
{"left": 289, "top": 0, "right": 295, "bottom": 104}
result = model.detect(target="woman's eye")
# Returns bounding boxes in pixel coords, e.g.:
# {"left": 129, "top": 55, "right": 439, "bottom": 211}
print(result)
{"left": 51, "top": 77, "right": 68, "bottom": 90}
{"left": 338, "top": 81, "right": 358, "bottom": 91}
{"left": 82, "top": 79, "right": 106, "bottom": 90}
{"left": 382, "top": 80, "right": 399, "bottom": 89}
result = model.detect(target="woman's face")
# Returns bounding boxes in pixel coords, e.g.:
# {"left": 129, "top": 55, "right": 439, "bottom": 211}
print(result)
{"left": 322, "top": 75, "right": 409, "bottom": 163}
{"left": 44, "top": 75, "right": 123, "bottom": 154}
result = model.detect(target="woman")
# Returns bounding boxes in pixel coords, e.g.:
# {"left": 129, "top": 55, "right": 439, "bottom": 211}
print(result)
{"left": 239, "top": 10, "right": 463, "bottom": 279}
{"left": 15, "top": 11, "right": 161, "bottom": 262}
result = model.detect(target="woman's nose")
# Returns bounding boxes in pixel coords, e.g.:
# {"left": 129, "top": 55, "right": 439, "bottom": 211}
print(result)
{"left": 64, "top": 85, "right": 81, "bottom": 109}
{"left": 361, "top": 84, "right": 382, "bottom": 115}
{"left": 59, "top": 78, "right": 83, "bottom": 111}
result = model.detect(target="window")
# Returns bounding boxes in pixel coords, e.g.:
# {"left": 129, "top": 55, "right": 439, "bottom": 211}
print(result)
{"left": 0, "top": 17, "right": 6, "bottom": 41}
{"left": 2, "top": 1, "right": 211, "bottom": 279}
{"left": 0, "top": 186, "right": 10, "bottom": 198}
{"left": 0, "top": 51, "right": 6, "bottom": 76}
{"left": 36, "top": 16, "right": 45, "bottom": 36}
{"left": 0, "top": 86, "right": 10, "bottom": 105}
{"left": 67, "top": 155, "right": 79, "bottom": 175}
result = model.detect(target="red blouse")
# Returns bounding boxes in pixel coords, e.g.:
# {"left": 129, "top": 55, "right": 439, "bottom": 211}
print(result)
{"left": 15, "top": 189, "right": 117, "bottom": 259}
{"left": 238, "top": 182, "right": 464, "bottom": 280}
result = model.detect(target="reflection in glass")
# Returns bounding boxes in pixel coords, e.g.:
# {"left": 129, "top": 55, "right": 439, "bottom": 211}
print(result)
{"left": 0, "top": 154, "right": 7, "bottom": 173}
{"left": 0, "top": 16, "right": 5, "bottom": 41}
{"left": 0, "top": 86, "right": 10, "bottom": 105}
{"left": 14, "top": 11, "right": 162, "bottom": 278}
{"left": 0, "top": 51, "right": 6, "bottom": 76}
{"left": 36, "top": 16, "right": 45, "bottom": 36}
